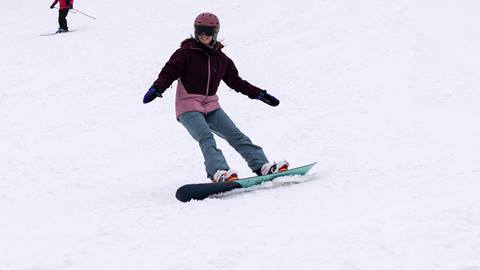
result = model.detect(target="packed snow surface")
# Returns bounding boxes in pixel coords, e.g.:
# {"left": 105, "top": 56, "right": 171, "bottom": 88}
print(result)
{"left": 1, "top": 0, "right": 480, "bottom": 269}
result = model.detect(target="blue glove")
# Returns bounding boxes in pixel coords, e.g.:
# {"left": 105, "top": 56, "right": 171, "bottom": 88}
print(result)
{"left": 257, "top": 90, "right": 279, "bottom": 106}
{"left": 143, "top": 86, "right": 162, "bottom": 104}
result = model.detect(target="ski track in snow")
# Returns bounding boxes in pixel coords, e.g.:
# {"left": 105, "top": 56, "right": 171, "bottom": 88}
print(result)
{"left": 1, "top": 0, "right": 480, "bottom": 269}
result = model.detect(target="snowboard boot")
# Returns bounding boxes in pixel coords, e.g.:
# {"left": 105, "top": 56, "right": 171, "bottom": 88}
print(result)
{"left": 212, "top": 169, "right": 239, "bottom": 183}
{"left": 256, "top": 160, "right": 289, "bottom": 176}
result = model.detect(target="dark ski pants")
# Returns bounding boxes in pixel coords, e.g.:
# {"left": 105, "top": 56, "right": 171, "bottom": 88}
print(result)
{"left": 58, "top": 9, "right": 69, "bottom": 30}
{"left": 179, "top": 108, "right": 269, "bottom": 178}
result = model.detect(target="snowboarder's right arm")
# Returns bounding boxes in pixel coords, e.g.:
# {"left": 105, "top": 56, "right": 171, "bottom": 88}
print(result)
{"left": 152, "top": 49, "right": 186, "bottom": 93}
{"left": 143, "top": 48, "right": 187, "bottom": 103}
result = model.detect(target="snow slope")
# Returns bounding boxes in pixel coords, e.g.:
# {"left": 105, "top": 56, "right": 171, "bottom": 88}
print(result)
{"left": 1, "top": 0, "right": 480, "bottom": 269}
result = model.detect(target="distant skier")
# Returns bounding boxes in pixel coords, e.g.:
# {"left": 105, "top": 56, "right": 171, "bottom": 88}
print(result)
{"left": 50, "top": 0, "right": 74, "bottom": 33}
{"left": 143, "top": 12, "right": 289, "bottom": 183}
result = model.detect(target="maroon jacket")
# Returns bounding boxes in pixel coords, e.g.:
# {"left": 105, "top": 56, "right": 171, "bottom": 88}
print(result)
{"left": 152, "top": 39, "right": 263, "bottom": 101}
{"left": 51, "top": 0, "right": 73, "bottom": 9}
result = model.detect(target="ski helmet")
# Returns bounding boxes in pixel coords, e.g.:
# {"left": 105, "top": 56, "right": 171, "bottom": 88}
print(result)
{"left": 194, "top": 12, "right": 220, "bottom": 42}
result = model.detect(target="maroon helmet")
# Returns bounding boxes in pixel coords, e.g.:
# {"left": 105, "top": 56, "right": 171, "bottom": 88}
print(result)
{"left": 194, "top": 12, "right": 220, "bottom": 28}
{"left": 194, "top": 12, "right": 220, "bottom": 42}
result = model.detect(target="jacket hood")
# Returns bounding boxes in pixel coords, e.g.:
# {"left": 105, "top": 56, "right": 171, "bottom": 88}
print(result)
{"left": 180, "top": 38, "right": 224, "bottom": 52}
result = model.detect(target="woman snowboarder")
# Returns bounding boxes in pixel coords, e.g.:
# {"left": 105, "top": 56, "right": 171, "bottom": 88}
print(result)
{"left": 143, "top": 12, "right": 288, "bottom": 183}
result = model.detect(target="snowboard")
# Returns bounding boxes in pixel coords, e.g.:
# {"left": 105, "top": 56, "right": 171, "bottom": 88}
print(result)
{"left": 175, "top": 162, "right": 317, "bottom": 202}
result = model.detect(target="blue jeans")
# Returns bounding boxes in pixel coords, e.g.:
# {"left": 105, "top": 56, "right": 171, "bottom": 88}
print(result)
{"left": 179, "top": 109, "right": 268, "bottom": 178}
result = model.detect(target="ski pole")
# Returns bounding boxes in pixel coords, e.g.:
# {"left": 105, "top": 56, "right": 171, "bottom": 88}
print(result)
{"left": 51, "top": 7, "right": 96, "bottom": 20}
{"left": 52, "top": 6, "right": 76, "bottom": 13}
{"left": 72, "top": 8, "right": 96, "bottom": 20}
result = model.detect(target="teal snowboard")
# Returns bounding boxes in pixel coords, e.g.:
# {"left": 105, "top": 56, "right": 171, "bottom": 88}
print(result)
{"left": 176, "top": 162, "right": 317, "bottom": 202}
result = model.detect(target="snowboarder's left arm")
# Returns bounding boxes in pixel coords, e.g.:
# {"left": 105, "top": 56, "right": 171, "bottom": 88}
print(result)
{"left": 222, "top": 56, "right": 263, "bottom": 99}
{"left": 222, "top": 57, "right": 280, "bottom": 106}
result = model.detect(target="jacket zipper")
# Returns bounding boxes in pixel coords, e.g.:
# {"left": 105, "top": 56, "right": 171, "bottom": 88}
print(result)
{"left": 191, "top": 47, "right": 212, "bottom": 96}
{"left": 206, "top": 56, "right": 211, "bottom": 96}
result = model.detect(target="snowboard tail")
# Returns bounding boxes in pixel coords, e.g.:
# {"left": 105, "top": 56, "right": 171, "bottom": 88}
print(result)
{"left": 176, "top": 181, "right": 242, "bottom": 202}
{"left": 175, "top": 162, "right": 316, "bottom": 202}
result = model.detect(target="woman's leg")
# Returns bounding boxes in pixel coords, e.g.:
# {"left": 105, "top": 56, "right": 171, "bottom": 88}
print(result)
{"left": 179, "top": 111, "right": 230, "bottom": 178}
{"left": 206, "top": 109, "right": 268, "bottom": 173}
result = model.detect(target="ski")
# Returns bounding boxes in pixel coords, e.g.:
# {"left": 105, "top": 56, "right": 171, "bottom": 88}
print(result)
{"left": 40, "top": 29, "right": 77, "bottom": 36}
{"left": 176, "top": 162, "right": 317, "bottom": 202}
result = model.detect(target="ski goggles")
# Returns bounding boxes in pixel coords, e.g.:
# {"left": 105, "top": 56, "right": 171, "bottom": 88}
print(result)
{"left": 194, "top": 25, "right": 217, "bottom": 37}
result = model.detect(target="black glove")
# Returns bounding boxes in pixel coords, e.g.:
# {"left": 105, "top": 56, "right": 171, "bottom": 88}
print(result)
{"left": 143, "top": 86, "right": 162, "bottom": 104}
{"left": 257, "top": 90, "right": 279, "bottom": 106}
